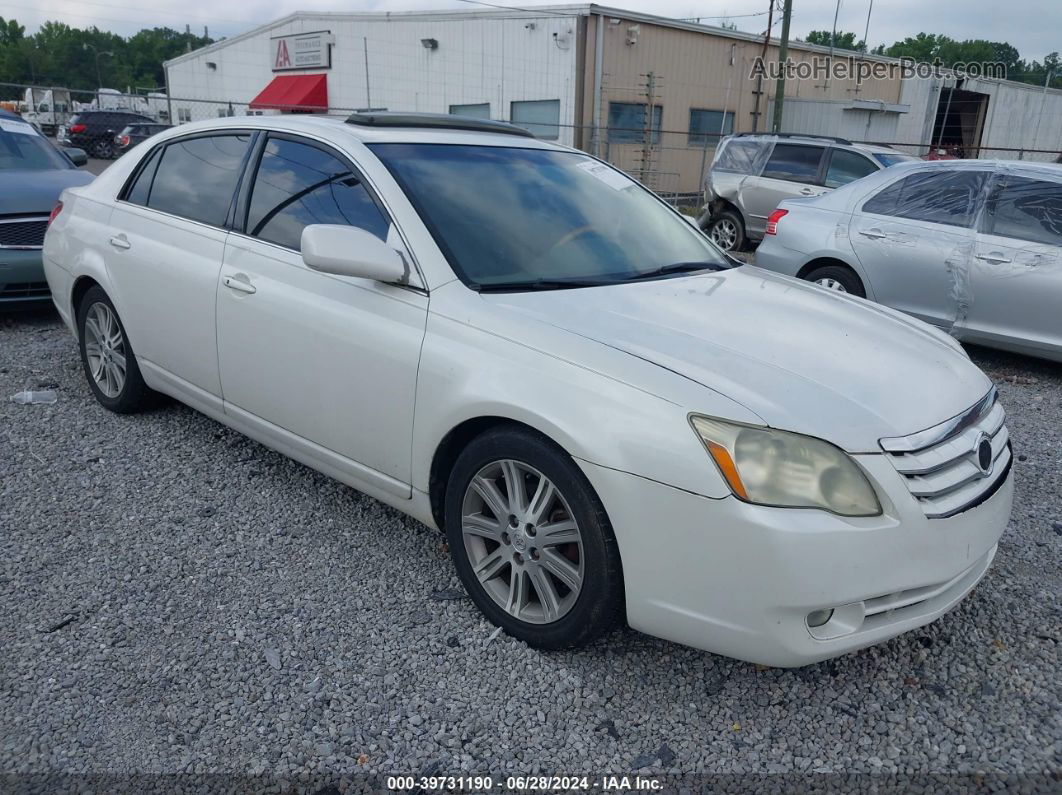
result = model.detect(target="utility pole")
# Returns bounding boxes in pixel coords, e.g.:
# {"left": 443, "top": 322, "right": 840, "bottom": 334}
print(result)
{"left": 751, "top": 0, "right": 774, "bottom": 132}
{"left": 771, "top": 0, "right": 792, "bottom": 133}
{"left": 640, "top": 71, "right": 656, "bottom": 185}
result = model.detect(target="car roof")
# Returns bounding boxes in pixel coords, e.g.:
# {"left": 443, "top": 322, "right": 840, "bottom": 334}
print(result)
{"left": 140, "top": 113, "right": 566, "bottom": 151}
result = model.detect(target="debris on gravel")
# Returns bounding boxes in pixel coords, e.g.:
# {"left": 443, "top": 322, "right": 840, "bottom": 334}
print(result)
{"left": 1, "top": 311, "right": 1059, "bottom": 780}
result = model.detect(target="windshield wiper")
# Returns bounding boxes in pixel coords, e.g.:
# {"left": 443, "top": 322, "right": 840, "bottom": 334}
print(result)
{"left": 472, "top": 278, "right": 614, "bottom": 292}
{"left": 621, "top": 261, "right": 727, "bottom": 282}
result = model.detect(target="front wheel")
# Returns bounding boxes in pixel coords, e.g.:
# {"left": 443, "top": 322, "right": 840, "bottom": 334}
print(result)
{"left": 77, "top": 286, "right": 155, "bottom": 413}
{"left": 444, "top": 427, "right": 624, "bottom": 649}
{"left": 803, "top": 264, "right": 866, "bottom": 298}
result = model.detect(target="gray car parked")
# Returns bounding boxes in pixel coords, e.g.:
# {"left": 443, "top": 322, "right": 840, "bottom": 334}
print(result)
{"left": 754, "top": 159, "right": 1062, "bottom": 363}
{"left": 698, "top": 133, "right": 918, "bottom": 251}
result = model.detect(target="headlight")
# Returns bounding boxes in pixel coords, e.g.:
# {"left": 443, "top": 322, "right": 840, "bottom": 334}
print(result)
{"left": 690, "top": 416, "right": 881, "bottom": 517}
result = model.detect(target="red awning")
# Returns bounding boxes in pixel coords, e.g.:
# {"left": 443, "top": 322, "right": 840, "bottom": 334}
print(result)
{"left": 248, "top": 74, "right": 328, "bottom": 112}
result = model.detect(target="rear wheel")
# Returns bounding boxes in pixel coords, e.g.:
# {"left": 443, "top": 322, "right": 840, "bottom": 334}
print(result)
{"left": 445, "top": 427, "right": 624, "bottom": 649}
{"left": 803, "top": 264, "right": 866, "bottom": 298}
{"left": 707, "top": 209, "right": 746, "bottom": 252}
{"left": 91, "top": 139, "right": 114, "bottom": 159}
{"left": 77, "top": 286, "right": 155, "bottom": 413}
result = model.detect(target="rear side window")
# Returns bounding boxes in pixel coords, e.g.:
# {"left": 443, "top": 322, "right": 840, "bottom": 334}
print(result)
{"left": 824, "top": 150, "right": 878, "bottom": 188}
{"left": 124, "top": 146, "right": 163, "bottom": 205}
{"left": 713, "top": 139, "right": 765, "bottom": 174}
{"left": 863, "top": 170, "right": 989, "bottom": 228}
{"left": 761, "top": 144, "right": 825, "bottom": 183}
{"left": 245, "top": 136, "right": 390, "bottom": 251}
{"left": 147, "top": 134, "right": 250, "bottom": 225}
{"left": 983, "top": 175, "right": 1062, "bottom": 246}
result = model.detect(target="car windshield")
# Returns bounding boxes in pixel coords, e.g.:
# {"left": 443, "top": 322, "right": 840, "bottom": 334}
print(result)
{"left": 369, "top": 143, "right": 731, "bottom": 290}
{"left": 871, "top": 151, "right": 920, "bottom": 167}
{"left": 0, "top": 119, "right": 71, "bottom": 171}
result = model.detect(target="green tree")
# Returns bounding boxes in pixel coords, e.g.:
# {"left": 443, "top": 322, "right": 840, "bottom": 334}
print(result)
{"left": 805, "top": 30, "right": 865, "bottom": 52}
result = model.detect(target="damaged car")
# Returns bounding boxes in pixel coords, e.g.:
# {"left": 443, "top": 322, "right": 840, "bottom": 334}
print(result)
{"left": 698, "top": 133, "right": 918, "bottom": 251}
{"left": 755, "top": 159, "right": 1062, "bottom": 363}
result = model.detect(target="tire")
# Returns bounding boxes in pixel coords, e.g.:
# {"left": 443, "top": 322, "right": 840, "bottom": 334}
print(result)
{"left": 707, "top": 209, "right": 746, "bottom": 252}
{"left": 802, "top": 264, "right": 866, "bottom": 298}
{"left": 77, "top": 286, "right": 155, "bottom": 413}
{"left": 91, "top": 139, "right": 113, "bottom": 159}
{"left": 444, "top": 426, "right": 624, "bottom": 650}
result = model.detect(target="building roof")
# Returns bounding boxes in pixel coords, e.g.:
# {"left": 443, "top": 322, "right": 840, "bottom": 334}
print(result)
{"left": 164, "top": 3, "right": 903, "bottom": 69}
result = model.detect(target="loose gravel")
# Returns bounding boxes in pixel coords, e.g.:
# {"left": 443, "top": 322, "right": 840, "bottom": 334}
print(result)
{"left": 1, "top": 308, "right": 1059, "bottom": 785}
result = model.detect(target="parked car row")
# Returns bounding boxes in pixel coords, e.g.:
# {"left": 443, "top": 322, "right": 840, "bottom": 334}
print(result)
{"left": 57, "top": 109, "right": 166, "bottom": 159}
{"left": 39, "top": 113, "right": 1013, "bottom": 667}
{"left": 0, "top": 108, "right": 92, "bottom": 307}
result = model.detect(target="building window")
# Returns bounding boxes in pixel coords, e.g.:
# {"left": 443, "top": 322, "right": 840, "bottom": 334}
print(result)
{"left": 449, "top": 102, "right": 491, "bottom": 119}
{"left": 510, "top": 99, "right": 560, "bottom": 140}
{"left": 688, "top": 108, "right": 734, "bottom": 147}
{"left": 177, "top": 108, "right": 191, "bottom": 123}
{"left": 608, "top": 102, "right": 662, "bottom": 144}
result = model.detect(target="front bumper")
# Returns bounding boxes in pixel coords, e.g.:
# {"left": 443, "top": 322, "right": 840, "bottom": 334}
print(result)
{"left": 0, "top": 249, "right": 51, "bottom": 307}
{"left": 578, "top": 453, "right": 1013, "bottom": 667}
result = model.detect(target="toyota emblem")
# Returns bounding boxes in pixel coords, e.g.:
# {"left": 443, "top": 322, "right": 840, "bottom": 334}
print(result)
{"left": 973, "top": 432, "right": 993, "bottom": 476}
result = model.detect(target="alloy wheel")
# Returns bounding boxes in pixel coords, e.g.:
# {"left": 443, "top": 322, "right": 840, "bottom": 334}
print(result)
{"left": 461, "top": 459, "right": 584, "bottom": 624}
{"left": 83, "top": 301, "right": 127, "bottom": 398}
{"left": 710, "top": 219, "right": 738, "bottom": 250}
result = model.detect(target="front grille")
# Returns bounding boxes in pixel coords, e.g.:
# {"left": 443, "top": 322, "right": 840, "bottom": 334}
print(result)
{"left": 0, "top": 281, "right": 50, "bottom": 299}
{"left": 0, "top": 216, "right": 49, "bottom": 249}
{"left": 882, "top": 390, "right": 1011, "bottom": 519}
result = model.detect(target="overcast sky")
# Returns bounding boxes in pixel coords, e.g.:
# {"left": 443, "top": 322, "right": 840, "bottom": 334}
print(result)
{"left": 5, "top": 0, "right": 1059, "bottom": 62}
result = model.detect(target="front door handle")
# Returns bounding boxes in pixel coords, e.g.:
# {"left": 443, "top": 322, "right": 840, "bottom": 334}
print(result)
{"left": 109, "top": 235, "right": 131, "bottom": 250}
{"left": 975, "top": 252, "right": 1012, "bottom": 265}
{"left": 799, "top": 187, "right": 818, "bottom": 196}
{"left": 859, "top": 228, "right": 888, "bottom": 240}
{"left": 223, "top": 274, "right": 257, "bottom": 294}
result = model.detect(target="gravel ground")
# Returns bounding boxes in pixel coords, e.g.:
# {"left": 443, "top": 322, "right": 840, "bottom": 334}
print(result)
{"left": 1, "top": 308, "right": 1060, "bottom": 787}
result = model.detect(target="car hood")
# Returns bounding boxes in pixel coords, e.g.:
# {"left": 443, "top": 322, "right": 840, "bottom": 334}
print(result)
{"left": 484, "top": 266, "right": 992, "bottom": 452}
{"left": 0, "top": 169, "right": 94, "bottom": 215}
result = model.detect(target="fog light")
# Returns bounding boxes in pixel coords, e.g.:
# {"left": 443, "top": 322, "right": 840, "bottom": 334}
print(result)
{"left": 806, "top": 608, "right": 834, "bottom": 628}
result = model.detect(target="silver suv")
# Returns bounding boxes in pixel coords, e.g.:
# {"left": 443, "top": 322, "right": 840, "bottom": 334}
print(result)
{"left": 698, "top": 133, "right": 918, "bottom": 251}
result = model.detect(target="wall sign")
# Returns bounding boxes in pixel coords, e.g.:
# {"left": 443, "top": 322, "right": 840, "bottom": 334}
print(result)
{"left": 271, "top": 30, "right": 333, "bottom": 71}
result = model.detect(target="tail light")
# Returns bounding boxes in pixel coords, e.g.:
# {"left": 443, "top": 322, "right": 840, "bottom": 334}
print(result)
{"left": 765, "top": 208, "right": 788, "bottom": 235}
{"left": 47, "top": 201, "right": 63, "bottom": 228}
{"left": 69, "top": 123, "right": 87, "bottom": 133}
{"left": 116, "top": 134, "right": 130, "bottom": 146}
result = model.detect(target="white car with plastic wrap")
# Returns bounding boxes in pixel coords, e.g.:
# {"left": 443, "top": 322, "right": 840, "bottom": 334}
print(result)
{"left": 42, "top": 114, "right": 1013, "bottom": 666}
{"left": 755, "top": 158, "right": 1062, "bottom": 362}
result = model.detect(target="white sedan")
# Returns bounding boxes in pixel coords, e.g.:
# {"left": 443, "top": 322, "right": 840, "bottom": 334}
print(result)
{"left": 42, "top": 113, "right": 1013, "bottom": 666}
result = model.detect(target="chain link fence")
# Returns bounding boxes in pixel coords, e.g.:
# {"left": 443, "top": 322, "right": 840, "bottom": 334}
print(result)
{"left": 4, "top": 80, "right": 1059, "bottom": 210}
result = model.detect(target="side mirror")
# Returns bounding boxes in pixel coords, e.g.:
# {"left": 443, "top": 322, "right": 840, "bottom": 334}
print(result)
{"left": 301, "top": 224, "right": 407, "bottom": 284}
{"left": 65, "top": 147, "right": 89, "bottom": 167}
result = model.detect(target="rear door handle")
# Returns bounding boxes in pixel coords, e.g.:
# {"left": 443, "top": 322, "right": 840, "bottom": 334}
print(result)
{"left": 799, "top": 187, "right": 819, "bottom": 196}
{"left": 975, "top": 252, "right": 1012, "bottom": 265}
{"left": 223, "top": 274, "right": 257, "bottom": 294}
{"left": 859, "top": 228, "right": 888, "bottom": 239}
{"left": 109, "top": 235, "right": 131, "bottom": 250}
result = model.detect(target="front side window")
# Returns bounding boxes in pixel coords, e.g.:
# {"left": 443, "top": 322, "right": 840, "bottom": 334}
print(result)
{"left": 761, "top": 144, "right": 825, "bottom": 183}
{"left": 863, "top": 170, "right": 989, "bottom": 228}
{"left": 688, "top": 109, "right": 734, "bottom": 147}
{"left": 983, "top": 175, "right": 1062, "bottom": 246}
{"left": 510, "top": 100, "right": 560, "bottom": 140}
{"left": 608, "top": 102, "right": 662, "bottom": 144}
{"left": 824, "top": 149, "right": 878, "bottom": 188}
{"left": 370, "top": 143, "right": 731, "bottom": 290}
{"left": 245, "top": 136, "right": 390, "bottom": 251}
{"left": 147, "top": 134, "right": 250, "bottom": 225}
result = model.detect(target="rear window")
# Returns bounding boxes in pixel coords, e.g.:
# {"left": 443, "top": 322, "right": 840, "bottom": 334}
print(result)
{"left": 712, "top": 139, "right": 766, "bottom": 174}
{"left": 761, "top": 144, "right": 825, "bottom": 183}
{"left": 146, "top": 134, "right": 250, "bottom": 225}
